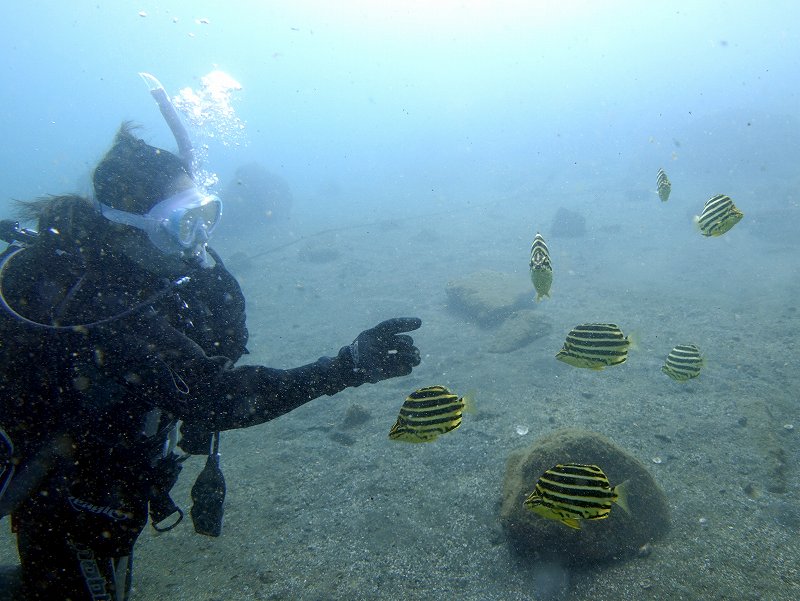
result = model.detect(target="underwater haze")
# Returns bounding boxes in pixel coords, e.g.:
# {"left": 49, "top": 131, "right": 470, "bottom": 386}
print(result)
{"left": 3, "top": 1, "right": 798, "bottom": 219}
{"left": 2, "top": 1, "right": 800, "bottom": 600}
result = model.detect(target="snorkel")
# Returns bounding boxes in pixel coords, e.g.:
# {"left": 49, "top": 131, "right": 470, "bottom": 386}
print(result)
{"left": 139, "top": 72, "right": 196, "bottom": 176}
{"left": 94, "top": 73, "right": 220, "bottom": 266}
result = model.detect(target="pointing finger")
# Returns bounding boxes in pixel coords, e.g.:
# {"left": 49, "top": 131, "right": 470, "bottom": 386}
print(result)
{"left": 374, "top": 317, "right": 422, "bottom": 336}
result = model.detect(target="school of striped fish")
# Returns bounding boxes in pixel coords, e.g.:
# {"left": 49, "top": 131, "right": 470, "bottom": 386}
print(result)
{"left": 526, "top": 168, "right": 738, "bottom": 379}
{"left": 513, "top": 169, "right": 741, "bottom": 528}
{"left": 385, "top": 167, "right": 740, "bottom": 536}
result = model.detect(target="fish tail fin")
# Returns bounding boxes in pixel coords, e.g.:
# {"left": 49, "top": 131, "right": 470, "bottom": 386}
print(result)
{"left": 693, "top": 214, "right": 702, "bottom": 231}
{"left": 627, "top": 331, "right": 640, "bottom": 351}
{"left": 614, "top": 480, "right": 631, "bottom": 515}
{"left": 461, "top": 391, "right": 477, "bottom": 415}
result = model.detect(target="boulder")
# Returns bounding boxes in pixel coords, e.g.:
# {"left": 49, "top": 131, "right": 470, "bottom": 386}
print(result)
{"left": 500, "top": 429, "right": 670, "bottom": 566}
{"left": 488, "top": 309, "right": 552, "bottom": 353}
{"left": 445, "top": 270, "right": 531, "bottom": 326}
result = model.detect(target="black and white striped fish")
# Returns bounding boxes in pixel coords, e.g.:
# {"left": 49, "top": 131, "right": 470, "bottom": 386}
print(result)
{"left": 555, "top": 323, "right": 633, "bottom": 370}
{"left": 523, "top": 463, "right": 630, "bottom": 530}
{"left": 656, "top": 168, "right": 671, "bottom": 202}
{"left": 662, "top": 344, "right": 704, "bottom": 381}
{"left": 529, "top": 232, "right": 553, "bottom": 301}
{"left": 695, "top": 194, "right": 743, "bottom": 236}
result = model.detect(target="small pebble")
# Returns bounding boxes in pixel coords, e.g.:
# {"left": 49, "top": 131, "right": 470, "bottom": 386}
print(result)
{"left": 637, "top": 543, "right": 653, "bottom": 558}
{"left": 651, "top": 457, "right": 663, "bottom": 464}
{"left": 515, "top": 424, "right": 529, "bottom": 436}
{"left": 783, "top": 424, "right": 794, "bottom": 431}
{"left": 743, "top": 483, "right": 759, "bottom": 499}
{"left": 640, "top": 579, "right": 653, "bottom": 590}
{"left": 699, "top": 517, "right": 708, "bottom": 526}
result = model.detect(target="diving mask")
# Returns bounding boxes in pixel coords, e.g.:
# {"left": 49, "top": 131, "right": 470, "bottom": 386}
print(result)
{"left": 98, "top": 187, "right": 222, "bottom": 256}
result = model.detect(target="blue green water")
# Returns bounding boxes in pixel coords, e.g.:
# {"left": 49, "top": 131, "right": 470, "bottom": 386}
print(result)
{"left": 1, "top": 2, "right": 799, "bottom": 599}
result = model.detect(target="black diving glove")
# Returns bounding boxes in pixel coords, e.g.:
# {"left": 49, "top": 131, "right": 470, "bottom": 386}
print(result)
{"left": 344, "top": 317, "right": 422, "bottom": 384}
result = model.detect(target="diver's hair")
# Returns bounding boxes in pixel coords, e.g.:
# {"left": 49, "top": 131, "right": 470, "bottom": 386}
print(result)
{"left": 16, "top": 194, "right": 112, "bottom": 254}
{"left": 15, "top": 196, "right": 54, "bottom": 223}
{"left": 93, "top": 122, "right": 191, "bottom": 214}
{"left": 17, "top": 194, "right": 97, "bottom": 228}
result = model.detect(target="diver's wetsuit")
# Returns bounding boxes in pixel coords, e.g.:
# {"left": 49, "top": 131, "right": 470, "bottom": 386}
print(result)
{"left": 0, "top": 198, "right": 362, "bottom": 600}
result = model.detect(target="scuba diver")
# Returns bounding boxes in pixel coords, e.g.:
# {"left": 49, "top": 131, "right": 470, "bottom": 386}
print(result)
{"left": 0, "top": 75, "right": 422, "bottom": 600}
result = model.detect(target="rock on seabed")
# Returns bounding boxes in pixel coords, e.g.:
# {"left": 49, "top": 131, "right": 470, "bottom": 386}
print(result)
{"left": 500, "top": 428, "right": 670, "bottom": 566}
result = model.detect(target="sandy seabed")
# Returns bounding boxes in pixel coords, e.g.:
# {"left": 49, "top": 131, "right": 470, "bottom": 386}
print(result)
{"left": 2, "top": 188, "right": 798, "bottom": 601}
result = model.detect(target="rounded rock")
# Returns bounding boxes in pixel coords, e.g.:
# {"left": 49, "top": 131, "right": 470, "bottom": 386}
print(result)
{"left": 500, "top": 428, "right": 671, "bottom": 566}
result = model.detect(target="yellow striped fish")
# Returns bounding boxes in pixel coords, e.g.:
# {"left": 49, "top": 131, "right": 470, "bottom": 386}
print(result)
{"left": 555, "top": 323, "right": 633, "bottom": 370}
{"left": 529, "top": 232, "right": 553, "bottom": 301}
{"left": 694, "top": 194, "right": 743, "bottom": 236}
{"left": 524, "top": 463, "right": 630, "bottom": 530}
{"left": 389, "top": 385, "right": 471, "bottom": 443}
{"left": 656, "top": 168, "right": 671, "bottom": 202}
{"left": 662, "top": 344, "right": 704, "bottom": 381}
